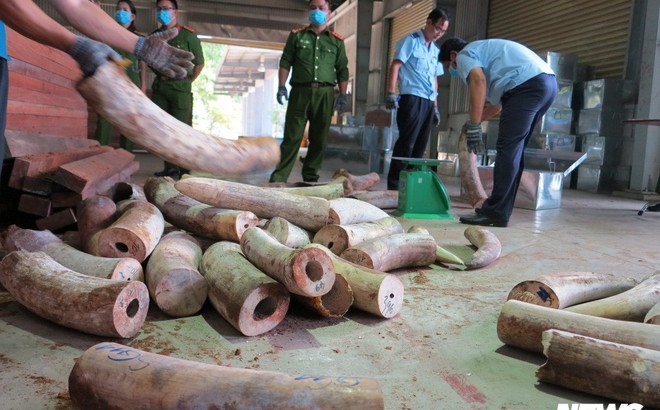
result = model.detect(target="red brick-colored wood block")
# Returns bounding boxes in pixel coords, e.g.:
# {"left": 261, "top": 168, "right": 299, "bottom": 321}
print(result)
{"left": 21, "top": 176, "right": 53, "bottom": 196}
{"left": 51, "top": 191, "right": 83, "bottom": 209}
{"left": 18, "top": 193, "right": 52, "bottom": 217}
{"left": 52, "top": 149, "right": 135, "bottom": 194}
{"left": 9, "top": 145, "right": 113, "bottom": 190}
{"left": 5, "top": 130, "right": 99, "bottom": 159}
{"left": 36, "top": 208, "right": 77, "bottom": 231}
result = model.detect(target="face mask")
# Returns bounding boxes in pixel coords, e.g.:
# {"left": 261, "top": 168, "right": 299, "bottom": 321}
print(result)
{"left": 449, "top": 66, "right": 459, "bottom": 78}
{"left": 157, "top": 10, "right": 173, "bottom": 26}
{"left": 115, "top": 10, "right": 131, "bottom": 26}
{"left": 308, "top": 9, "right": 327, "bottom": 26}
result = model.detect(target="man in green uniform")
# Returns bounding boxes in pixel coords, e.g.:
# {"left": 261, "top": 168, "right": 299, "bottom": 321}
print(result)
{"left": 95, "top": 0, "right": 146, "bottom": 153}
{"left": 151, "top": 0, "right": 204, "bottom": 178}
{"left": 269, "top": 0, "right": 349, "bottom": 183}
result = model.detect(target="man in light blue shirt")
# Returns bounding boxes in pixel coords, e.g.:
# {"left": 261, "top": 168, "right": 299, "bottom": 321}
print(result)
{"left": 440, "top": 38, "right": 557, "bottom": 227}
{"left": 384, "top": 8, "right": 449, "bottom": 190}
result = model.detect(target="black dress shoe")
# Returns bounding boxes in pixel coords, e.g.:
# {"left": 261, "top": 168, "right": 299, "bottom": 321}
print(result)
{"left": 647, "top": 203, "right": 660, "bottom": 212}
{"left": 459, "top": 213, "right": 508, "bottom": 227}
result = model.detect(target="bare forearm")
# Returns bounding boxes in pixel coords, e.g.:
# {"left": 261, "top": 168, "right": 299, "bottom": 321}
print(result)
{"left": 338, "top": 81, "right": 348, "bottom": 95}
{"left": 468, "top": 70, "right": 487, "bottom": 123}
{"left": 387, "top": 61, "right": 401, "bottom": 93}
{"left": 51, "top": 0, "right": 138, "bottom": 52}
{"left": 0, "top": 1, "right": 77, "bottom": 52}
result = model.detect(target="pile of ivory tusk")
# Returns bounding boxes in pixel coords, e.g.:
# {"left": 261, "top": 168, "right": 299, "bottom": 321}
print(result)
{"left": 0, "top": 167, "right": 507, "bottom": 410}
{"left": 499, "top": 271, "right": 660, "bottom": 407}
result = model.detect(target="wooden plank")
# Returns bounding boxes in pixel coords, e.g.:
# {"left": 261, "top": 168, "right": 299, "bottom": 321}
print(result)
{"left": 18, "top": 193, "right": 52, "bottom": 217}
{"left": 35, "top": 208, "right": 77, "bottom": 231}
{"left": 6, "top": 115, "right": 87, "bottom": 139}
{"left": 8, "top": 71, "right": 80, "bottom": 99}
{"left": 21, "top": 176, "right": 53, "bottom": 196}
{"left": 8, "top": 59, "right": 79, "bottom": 90}
{"left": 81, "top": 160, "right": 140, "bottom": 199}
{"left": 52, "top": 149, "right": 135, "bottom": 193}
{"left": 8, "top": 101, "right": 87, "bottom": 119}
{"left": 8, "top": 145, "right": 113, "bottom": 190}
{"left": 6, "top": 27, "right": 80, "bottom": 81}
{"left": 8, "top": 87, "right": 84, "bottom": 109}
{"left": 51, "top": 191, "right": 82, "bottom": 209}
{"left": 5, "top": 130, "right": 98, "bottom": 158}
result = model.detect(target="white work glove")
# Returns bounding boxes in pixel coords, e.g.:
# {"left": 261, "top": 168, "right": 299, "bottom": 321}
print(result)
{"left": 69, "top": 36, "right": 122, "bottom": 77}
{"left": 385, "top": 92, "right": 398, "bottom": 110}
{"left": 135, "top": 28, "right": 194, "bottom": 79}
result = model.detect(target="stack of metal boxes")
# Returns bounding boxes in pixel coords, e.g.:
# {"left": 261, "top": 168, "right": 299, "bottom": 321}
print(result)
{"left": 575, "top": 79, "right": 633, "bottom": 192}
{"left": 321, "top": 107, "right": 398, "bottom": 175}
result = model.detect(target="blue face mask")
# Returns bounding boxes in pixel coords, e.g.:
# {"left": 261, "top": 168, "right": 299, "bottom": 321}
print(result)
{"left": 115, "top": 10, "right": 131, "bottom": 26}
{"left": 449, "top": 66, "right": 459, "bottom": 78}
{"left": 308, "top": 9, "right": 327, "bottom": 26}
{"left": 157, "top": 10, "right": 173, "bottom": 26}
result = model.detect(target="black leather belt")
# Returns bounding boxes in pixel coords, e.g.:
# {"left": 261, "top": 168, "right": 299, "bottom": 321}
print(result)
{"left": 297, "top": 82, "right": 334, "bottom": 88}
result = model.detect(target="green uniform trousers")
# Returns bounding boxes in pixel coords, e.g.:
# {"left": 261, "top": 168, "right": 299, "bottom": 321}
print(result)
{"left": 151, "top": 78, "right": 193, "bottom": 172}
{"left": 270, "top": 85, "right": 335, "bottom": 183}
{"left": 95, "top": 116, "right": 134, "bottom": 152}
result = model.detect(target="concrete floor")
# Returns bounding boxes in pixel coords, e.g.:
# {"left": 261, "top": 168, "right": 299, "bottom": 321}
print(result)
{"left": 1, "top": 151, "right": 659, "bottom": 409}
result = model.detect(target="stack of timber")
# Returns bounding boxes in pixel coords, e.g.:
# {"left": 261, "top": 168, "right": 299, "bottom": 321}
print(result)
{"left": 5, "top": 134, "right": 138, "bottom": 231}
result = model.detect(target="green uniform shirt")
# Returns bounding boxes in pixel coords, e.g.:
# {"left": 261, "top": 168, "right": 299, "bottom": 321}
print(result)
{"left": 150, "top": 24, "right": 204, "bottom": 92}
{"left": 280, "top": 26, "right": 349, "bottom": 86}
{"left": 118, "top": 48, "right": 140, "bottom": 86}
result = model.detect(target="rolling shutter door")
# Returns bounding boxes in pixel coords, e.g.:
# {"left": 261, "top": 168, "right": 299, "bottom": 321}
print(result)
{"left": 487, "top": 0, "right": 632, "bottom": 78}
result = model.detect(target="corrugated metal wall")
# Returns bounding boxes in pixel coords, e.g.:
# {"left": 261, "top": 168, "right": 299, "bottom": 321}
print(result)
{"left": 388, "top": 0, "right": 434, "bottom": 64}
{"left": 487, "top": 0, "right": 632, "bottom": 79}
{"left": 448, "top": 0, "right": 489, "bottom": 114}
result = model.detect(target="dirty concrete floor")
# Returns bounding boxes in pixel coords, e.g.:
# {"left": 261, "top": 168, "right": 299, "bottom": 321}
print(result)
{"left": 1, "top": 151, "right": 659, "bottom": 410}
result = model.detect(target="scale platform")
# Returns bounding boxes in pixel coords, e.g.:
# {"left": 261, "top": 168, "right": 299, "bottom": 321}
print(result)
{"left": 391, "top": 157, "right": 453, "bottom": 219}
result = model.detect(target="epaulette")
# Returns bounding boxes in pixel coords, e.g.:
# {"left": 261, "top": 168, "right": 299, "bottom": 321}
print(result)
{"left": 182, "top": 25, "right": 196, "bottom": 33}
{"left": 411, "top": 32, "right": 421, "bottom": 38}
{"left": 330, "top": 31, "right": 344, "bottom": 40}
{"left": 291, "top": 26, "right": 307, "bottom": 33}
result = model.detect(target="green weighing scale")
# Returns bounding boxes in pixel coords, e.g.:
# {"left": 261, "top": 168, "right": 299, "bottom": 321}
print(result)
{"left": 391, "top": 157, "right": 453, "bottom": 219}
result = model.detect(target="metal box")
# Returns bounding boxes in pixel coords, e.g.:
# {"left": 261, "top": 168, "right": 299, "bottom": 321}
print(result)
{"left": 476, "top": 149, "right": 587, "bottom": 210}
{"left": 551, "top": 80, "right": 575, "bottom": 109}
{"left": 539, "top": 108, "right": 574, "bottom": 135}
{"left": 528, "top": 134, "right": 576, "bottom": 151}
{"left": 580, "top": 134, "right": 606, "bottom": 165}
{"left": 577, "top": 109, "right": 623, "bottom": 137}
{"left": 326, "top": 125, "right": 364, "bottom": 150}
{"left": 478, "top": 167, "right": 565, "bottom": 210}
{"left": 544, "top": 51, "right": 578, "bottom": 81}
{"left": 582, "top": 79, "right": 623, "bottom": 109}
{"left": 576, "top": 164, "right": 601, "bottom": 193}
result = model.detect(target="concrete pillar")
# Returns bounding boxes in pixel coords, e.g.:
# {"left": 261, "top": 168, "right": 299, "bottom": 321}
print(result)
{"left": 630, "top": 0, "right": 660, "bottom": 191}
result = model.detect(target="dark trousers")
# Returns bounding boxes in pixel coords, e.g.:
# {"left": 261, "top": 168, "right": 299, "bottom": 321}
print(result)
{"left": 151, "top": 80, "right": 193, "bottom": 173}
{"left": 480, "top": 73, "right": 558, "bottom": 221}
{"left": 387, "top": 94, "right": 434, "bottom": 190}
{"left": 270, "top": 85, "right": 334, "bottom": 183}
